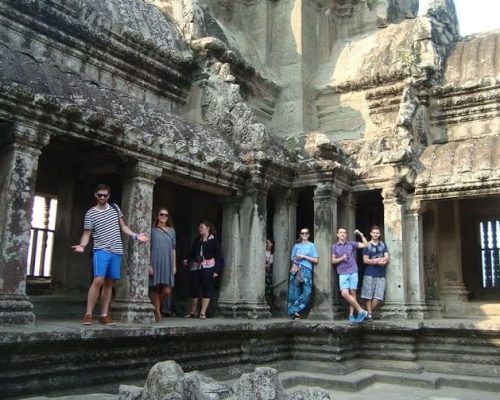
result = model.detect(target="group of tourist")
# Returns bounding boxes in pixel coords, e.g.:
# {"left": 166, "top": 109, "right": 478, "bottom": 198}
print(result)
{"left": 73, "top": 184, "right": 222, "bottom": 326}
{"left": 287, "top": 225, "right": 389, "bottom": 323}
{"left": 73, "top": 184, "right": 388, "bottom": 326}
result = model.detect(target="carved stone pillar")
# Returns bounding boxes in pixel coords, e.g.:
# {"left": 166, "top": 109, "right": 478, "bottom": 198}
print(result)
{"left": 404, "top": 199, "right": 430, "bottom": 318}
{"left": 380, "top": 186, "right": 409, "bottom": 319}
{"left": 113, "top": 161, "right": 162, "bottom": 323}
{"left": 272, "top": 188, "right": 297, "bottom": 316}
{"left": 338, "top": 192, "right": 357, "bottom": 241}
{"left": 0, "top": 126, "right": 49, "bottom": 324}
{"left": 218, "top": 182, "right": 270, "bottom": 318}
{"left": 310, "top": 182, "right": 342, "bottom": 320}
{"left": 436, "top": 200, "right": 468, "bottom": 316}
{"left": 218, "top": 195, "right": 241, "bottom": 314}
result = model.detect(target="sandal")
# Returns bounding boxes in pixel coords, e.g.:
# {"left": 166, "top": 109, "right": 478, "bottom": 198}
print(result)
{"left": 199, "top": 313, "right": 206, "bottom": 320}
{"left": 292, "top": 313, "right": 301, "bottom": 320}
{"left": 184, "top": 313, "right": 197, "bottom": 318}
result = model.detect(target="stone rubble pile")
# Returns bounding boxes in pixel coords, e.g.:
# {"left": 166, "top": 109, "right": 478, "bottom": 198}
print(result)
{"left": 118, "top": 360, "right": 330, "bottom": 400}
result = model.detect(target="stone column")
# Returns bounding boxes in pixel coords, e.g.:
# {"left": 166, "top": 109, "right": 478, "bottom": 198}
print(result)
{"left": 113, "top": 161, "right": 162, "bottom": 323}
{"left": 218, "top": 182, "right": 270, "bottom": 318}
{"left": 272, "top": 188, "right": 297, "bottom": 316}
{"left": 0, "top": 125, "right": 49, "bottom": 324}
{"left": 404, "top": 199, "right": 429, "bottom": 318}
{"left": 218, "top": 195, "right": 242, "bottom": 316}
{"left": 310, "top": 182, "right": 342, "bottom": 320}
{"left": 338, "top": 192, "right": 357, "bottom": 240}
{"left": 436, "top": 200, "right": 468, "bottom": 316}
{"left": 380, "top": 186, "right": 409, "bottom": 319}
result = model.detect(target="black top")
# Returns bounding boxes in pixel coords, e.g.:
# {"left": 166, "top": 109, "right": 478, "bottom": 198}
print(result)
{"left": 190, "top": 234, "right": 222, "bottom": 273}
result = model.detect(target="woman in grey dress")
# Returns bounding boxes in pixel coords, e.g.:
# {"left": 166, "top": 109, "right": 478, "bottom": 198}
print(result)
{"left": 150, "top": 208, "right": 176, "bottom": 322}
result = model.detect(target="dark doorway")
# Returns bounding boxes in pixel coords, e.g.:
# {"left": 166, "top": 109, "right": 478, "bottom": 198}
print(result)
{"left": 355, "top": 190, "right": 384, "bottom": 287}
{"left": 296, "top": 187, "right": 314, "bottom": 241}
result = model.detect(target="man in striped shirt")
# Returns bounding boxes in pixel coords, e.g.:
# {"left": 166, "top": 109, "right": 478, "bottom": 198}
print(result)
{"left": 72, "top": 183, "right": 148, "bottom": 326}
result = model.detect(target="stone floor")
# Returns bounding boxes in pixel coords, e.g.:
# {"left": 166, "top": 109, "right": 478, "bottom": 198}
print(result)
{"left": 296, "top": 382, "right": 500, "bottom": 400}
{"left": 20, "top": 379, "right": 500, "bottom": 400}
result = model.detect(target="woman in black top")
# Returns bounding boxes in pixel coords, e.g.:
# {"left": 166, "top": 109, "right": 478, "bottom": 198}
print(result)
{"left": 183, "top": 221, "right": 221, "bottom": 319}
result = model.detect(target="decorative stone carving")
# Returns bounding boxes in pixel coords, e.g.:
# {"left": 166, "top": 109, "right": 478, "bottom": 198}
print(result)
{"left": 123, "top": 360, "right": 331, "bottom": 400}
{"left": 304, "top": 131, "right": 341, "bottom": 161}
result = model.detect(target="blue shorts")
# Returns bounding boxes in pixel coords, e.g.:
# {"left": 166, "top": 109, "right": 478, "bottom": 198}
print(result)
{"left": 93, "top": 249, "right": 122, "bottom": 280}
{"left": 339, "top": 272, "right": 358, "bottom": 290}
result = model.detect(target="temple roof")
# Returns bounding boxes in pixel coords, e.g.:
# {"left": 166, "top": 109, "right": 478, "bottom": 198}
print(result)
{"left": 0, "top": 42, "right": 239, "bottom": 165}
{"left": 444, "top": 30, "right": 500, "bottom": 85}
{"left": 416, "top": 136, "right": 500, "bottom": 197}
{"left": 70, "top": 0, "right": 192, "bottom": 61}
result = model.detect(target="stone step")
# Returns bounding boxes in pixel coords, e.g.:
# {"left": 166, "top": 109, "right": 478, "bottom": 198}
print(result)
{"left": 279, "top": 368, "right": 500, "bottom": 393}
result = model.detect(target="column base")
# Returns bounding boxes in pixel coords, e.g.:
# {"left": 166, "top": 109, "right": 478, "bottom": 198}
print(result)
{"left": 380, "top": 301, "right": 444, "bottom": 319}
{"left": 380, "top": 302, "right": 410, "bottom": 319}
{"left": 0, "top": 294, "right": 35, "bottom": 325}
{"left": 424, "top": 300, "right": 444, "bottom": 318}
{"left": 440, "top": 283, "right": 469, "bottom": 317}
{"left": 218, "top": 300, "right": 271, "bottom": 319}
{"left": 112, "top": 298, "right": 155, "bottom": 324}
{"left": 309, "top": 302, "right": 345, "bottom": 321}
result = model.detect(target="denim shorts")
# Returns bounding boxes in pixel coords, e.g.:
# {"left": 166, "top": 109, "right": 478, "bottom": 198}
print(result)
{"left": 93, "top": 249, "right": 122, "bottom": 280}
{"left": 339, "top": 272, "right": 358, "bottom": 290}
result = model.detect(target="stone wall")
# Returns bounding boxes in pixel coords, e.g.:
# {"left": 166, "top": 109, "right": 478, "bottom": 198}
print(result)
{"left": 2, "top": 320, "right": 500, "bottom": 398}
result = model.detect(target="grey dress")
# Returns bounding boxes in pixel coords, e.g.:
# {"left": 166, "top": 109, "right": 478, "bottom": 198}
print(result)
{"left": 150, "top": 226, "right": 176, "bottom": 287}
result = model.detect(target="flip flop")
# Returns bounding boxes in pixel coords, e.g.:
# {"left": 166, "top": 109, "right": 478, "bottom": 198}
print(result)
{"left": 199, "top": 313, "right": 206, "bottom": 320}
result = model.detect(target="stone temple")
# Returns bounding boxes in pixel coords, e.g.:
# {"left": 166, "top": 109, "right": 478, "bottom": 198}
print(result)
{"left": 0, "top": 0, "right": 499, "bottom": 398}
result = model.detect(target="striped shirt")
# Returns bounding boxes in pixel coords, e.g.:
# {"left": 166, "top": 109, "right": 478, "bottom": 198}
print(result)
{"left": 84, "top": 204, "right": 124, "bottom": 254}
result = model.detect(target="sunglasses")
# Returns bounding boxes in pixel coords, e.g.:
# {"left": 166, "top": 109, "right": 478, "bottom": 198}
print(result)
{"left": 300, "top": 232, "right": 309, "bottom": 235}
{"left": 96, "top": 193, "right": 109, "bottom": 198}
{"left": 158, "top": 213, "right": 169, "bottom": 217}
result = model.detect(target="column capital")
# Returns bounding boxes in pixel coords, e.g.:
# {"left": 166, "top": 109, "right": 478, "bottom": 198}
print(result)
{"left": 405, "top": 197, "right": 422, "bottom": 215}
{"left": 123, "top": 161, "right": 162, "bottom": 182}
{"left": 339, "top": 191, "right": 357, "bottom": 208}
{"left": 272, "top": 187, "right": 298, "bottom": 208}
{"left": 313, "top": 182, "right": 342, "bottom": 201}
{"left": 382, "top": 185, "right": 405, "bottom": 204}
{"left": 0, "top": 123, "right": 50, "bottom": 150}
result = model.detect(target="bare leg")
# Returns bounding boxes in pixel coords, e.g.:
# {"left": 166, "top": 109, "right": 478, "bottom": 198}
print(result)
{"left": 85, "top": 277, "right": 104, "bottom": 315}
{"left": 159, "top": 286, "right": 172, "bottom": 305}
{"left": 371, "top": 298, "right": 380, "bottom": 313}
{"left": 341, "top": 289, "right": 364, "bottom": 313}
{"left": 152, "top": 286, "right": 161, "bottom": 320}
{"left": 100, "top": 278, "right": 114, "bottom": 316}
{"left": 366, "top": 299, "right": 373, "bottom": 315}
{"left": 190, "top": 298, "right": 198, "bottom": 315}
{"left": 200, "top": 298, "right": 210, "bottom": 317}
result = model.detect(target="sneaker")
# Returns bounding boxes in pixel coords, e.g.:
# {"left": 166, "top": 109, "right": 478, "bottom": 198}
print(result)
{"left": 365, "top": 314, "right": 373, "bottom": 322}
{"left": 82, "top": 314, "right": 92, "bottom": 325}
{"left": 355, "top": 310, "right": 368, "bottom": 323}
{"left": 348, "top": 315, "right": 356, "bottom": 323}
{"left": 99, "top": 315, "right": 116, "bottom": 326}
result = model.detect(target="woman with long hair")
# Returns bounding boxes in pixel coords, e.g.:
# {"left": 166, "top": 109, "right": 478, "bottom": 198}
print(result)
{"left": 150, "top": 208, "right": 176, "bottom": 322}
{"left": 288, "top": 227, "right": 319, "bottom": 320}
{"left": 183, "top": 221, "right": 221, "bottom": 320}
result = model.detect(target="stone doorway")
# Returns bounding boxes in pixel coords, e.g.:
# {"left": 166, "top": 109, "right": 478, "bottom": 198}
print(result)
{"left": 296, "top": 187, "right": 314, "bottom": 241}
{"left": 422, "top": 195, "right": 500, "bottom": 317}
{"left": 152, "top": 179, "right": 222, "bottom": 317}
{"left": 461, "top": 196, "right": 500, "bottom": 302}
{"left": 27, "top": 137, "right": 128, "bottom": 317}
